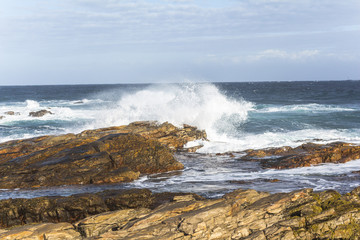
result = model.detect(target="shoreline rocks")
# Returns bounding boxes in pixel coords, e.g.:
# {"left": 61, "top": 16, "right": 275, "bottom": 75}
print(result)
{"left": 0, "top": 188, "right": 203, "bottom": 229}
{"left": 241, "top": 142, "right": 360, "bottom": 169}
{"left": 1, "top": 187, "right": 359, "bottom": 239}
{"left": 0, "top": 121, "right": 207, "bottom": 189}
{"left": 29, "top": 109, "right": 53, "bottom": 117}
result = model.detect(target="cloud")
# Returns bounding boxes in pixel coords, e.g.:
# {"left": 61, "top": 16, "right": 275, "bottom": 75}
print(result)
{"left": 249, "top": 49, "right": 320, "bottom": 61}
{"left": 200, "top": 49, "right": 321, "bottom": 65}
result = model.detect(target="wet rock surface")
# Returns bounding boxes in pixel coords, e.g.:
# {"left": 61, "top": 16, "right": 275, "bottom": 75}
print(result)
{"left": 29, "top": 109, "right": 53, "bottom": 117}
{"left": 0, "top": 188, "right": 203, "bottom": 229}
{"left": 4, "top": 111, "right": 20, "bottom": 116}
{"left": 241, "top": 142, "right": 360, "bottom": 169}
{"left": 1, "top": 187, "right": 359, "bottom": 239}
{"left": 0, "top": 121, "right": 206, "bottom": 189}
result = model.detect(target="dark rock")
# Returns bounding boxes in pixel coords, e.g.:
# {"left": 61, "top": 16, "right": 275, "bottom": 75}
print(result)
{"left": 0, "top": 189, "right": 204, "bottom": 229}
{"left": 228, "top": 178, "right": 280, "bottom": 185}
{"left": 0, "top": 189, "right": 151, "bottom": 228}
{"left": 241, "top": 142, "right": 360, "bottom": 169}
{"left": 0, "top": 116, "right": 4, "bottom": 120}
{"left": 2, "top": 187, "right": 360, "bottom": 239}
{"left": 29, "top": 109, "right": 53, "bottom": 117}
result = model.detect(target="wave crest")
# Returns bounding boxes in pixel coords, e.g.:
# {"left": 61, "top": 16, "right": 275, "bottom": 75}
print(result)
{"left": 94, "top": 83, "right": 254, "bottom": 138}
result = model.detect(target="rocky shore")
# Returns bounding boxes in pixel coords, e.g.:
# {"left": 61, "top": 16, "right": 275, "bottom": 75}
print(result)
{"left": 1, "top": 187, "right": 359, "bottom": 239}
{"left": 241, "top": 142, "right": 360, "bottom": 169}
{"left": 0, "top": 121, "right": 360, "bottom": 239}
{"left": 0, "top": 121, "right": 207, "bottom": 189}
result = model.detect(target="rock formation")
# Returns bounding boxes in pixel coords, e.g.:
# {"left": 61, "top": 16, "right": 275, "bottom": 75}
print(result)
{"left": 0, "top": 121, "right": 207, "bottom": 189}
{"left": 1, "top": 187, "right": 359, "bottom": 239}
{"left": 29, "top": 109, "right": 53, "bottom": 117}
{"left": 241, "top": 142, "right": 360, "bottom": 169}
{"left": 0, "top": 188, "right": 203, "bottom": 229}
{"left": 4, "top": 111, "right": 20, "bottom": 116}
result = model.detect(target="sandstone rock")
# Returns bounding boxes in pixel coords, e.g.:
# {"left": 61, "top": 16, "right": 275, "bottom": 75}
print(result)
{"left": 242, "top": 142, "right": 360, "bottom": 169}
{"left": 0, "top": 223, "right": 81, "bottom": 240}
{"left": 76, "top": 208, "right": 150, "bottom": 238}
{"left": 2, "top": 187, "right": 360, "bottom": 239}
{"left": 0, "top": 121, "right": 206, "bottom": 189}
{"left": 29, "top": 109, "right": 53, "bottom": 117}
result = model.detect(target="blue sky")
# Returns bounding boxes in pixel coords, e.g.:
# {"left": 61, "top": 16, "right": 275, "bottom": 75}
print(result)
{"left": 0, "top": 0, "right": 359, "bottom": 85}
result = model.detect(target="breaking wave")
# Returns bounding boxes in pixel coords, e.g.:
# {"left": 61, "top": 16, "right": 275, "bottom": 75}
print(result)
{"left": 92, "top": 83, "right": 254, "bottom": 139}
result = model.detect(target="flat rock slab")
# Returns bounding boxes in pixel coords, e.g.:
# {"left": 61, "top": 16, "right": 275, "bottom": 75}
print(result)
{"left": 0, "top": 121, "right": 207, "bottom": 189}
{"left": 241, "top": 142, "right": 360, "bottom": 169}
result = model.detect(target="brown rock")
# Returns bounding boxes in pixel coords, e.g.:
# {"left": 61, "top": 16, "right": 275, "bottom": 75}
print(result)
{"left": 0, "top": 121, "right": 206, "bottom": 189}
{"left": 0, "top": 189, "right": 153, "bottom": 228}
{"left": 0, "top": 133, "right": 181, "bottom": 188}
{"left": 0, "top": 121, "right": 206, "bottom": 165}
{"left": 2, "top": 187, "right": 360, "bottom": 239}
{"left": 29, "top": 109, "right": 53, "bottom": 117}
{"left": 0, "top": 223, "right": 81, "bottom": 240}
{"left": 0, "top": 188, "right": 204, "bottom": 229}
{"left": 242, "top": 142, "right": 360, "bottom": 169}
{"left": 76, "top": 187, "right": 360, "bottom": 239}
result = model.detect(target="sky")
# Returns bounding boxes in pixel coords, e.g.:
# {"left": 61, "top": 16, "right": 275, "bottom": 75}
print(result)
{"left": 0, "top": 0, "right": 359, "bottom": 85}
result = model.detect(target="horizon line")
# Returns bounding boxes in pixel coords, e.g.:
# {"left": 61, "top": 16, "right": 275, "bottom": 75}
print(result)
{"left": 0, "top": 79, "right": 359, "bottom": 87}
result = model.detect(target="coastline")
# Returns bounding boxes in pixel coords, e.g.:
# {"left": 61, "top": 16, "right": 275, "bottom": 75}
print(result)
{"left": 0, "top": 121, "right": 359, "bottom": 239}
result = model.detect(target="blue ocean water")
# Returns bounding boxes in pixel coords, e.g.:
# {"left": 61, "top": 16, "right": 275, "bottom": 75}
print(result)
{"left": 0, "top": 81, "right": 360, "bottom": 198}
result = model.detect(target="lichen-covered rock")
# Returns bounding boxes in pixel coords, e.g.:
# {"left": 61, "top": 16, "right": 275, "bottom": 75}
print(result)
{"left": 81, "top": 188, "right": 360, "bottom": 239}
{"left": 242, "top": 142, "right": 360, "bottom": 169}
{"left": 2, "top": 187, "right": 360, "bottom": 239}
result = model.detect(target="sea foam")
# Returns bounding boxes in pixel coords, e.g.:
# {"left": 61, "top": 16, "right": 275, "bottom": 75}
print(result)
{"left": 92, "top": 83, "right": 254, "bottom": 140}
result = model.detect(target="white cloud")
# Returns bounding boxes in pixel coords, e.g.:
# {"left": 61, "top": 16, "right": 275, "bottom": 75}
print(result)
{"left": 249, "top": 49, "right": 320, "bottom": 61}
{"left": 200, "top": 49, "right": 321, "bottom": 65}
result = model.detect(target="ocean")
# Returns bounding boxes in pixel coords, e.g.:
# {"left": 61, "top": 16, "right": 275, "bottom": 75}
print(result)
{"left": 1, "top": 81, "right": 360, "bottom": 199}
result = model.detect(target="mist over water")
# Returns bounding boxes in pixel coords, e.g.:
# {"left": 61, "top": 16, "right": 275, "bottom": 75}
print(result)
{"left": 0, "top": 81, "right": 360, "bottom": 198}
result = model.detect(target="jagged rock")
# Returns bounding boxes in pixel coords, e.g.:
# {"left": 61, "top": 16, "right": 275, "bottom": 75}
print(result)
{"left": 72, "top": 188, "right": 360, "bottom": 239}
{"left": 242, "top": 142, "right": 360, "bottom": 169}
{"left": 0, "top": 122, "right": 206, "bottom": 189}
{"left": 2, "top": 187, "right": 360, "bottom": 239}
{"left": 29, "top": 109, "right": 53, "bottom": 117}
